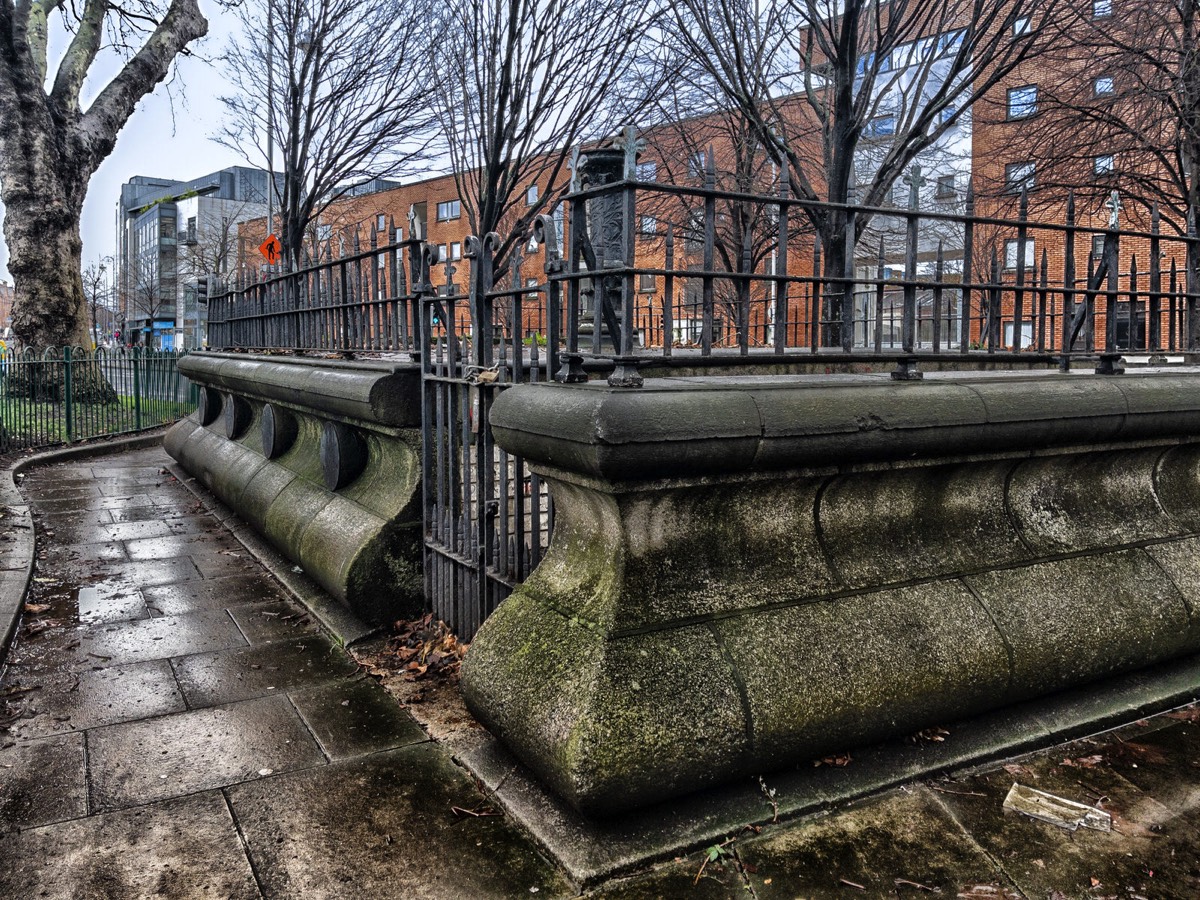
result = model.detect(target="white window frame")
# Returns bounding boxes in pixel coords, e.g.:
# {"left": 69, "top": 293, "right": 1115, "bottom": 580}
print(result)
{"left": 1007, "top": 85, "right": 1038, "bottom": 120}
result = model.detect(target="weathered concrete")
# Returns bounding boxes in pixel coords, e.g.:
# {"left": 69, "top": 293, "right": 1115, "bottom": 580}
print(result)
{"left": 166, "top": 352, "right": 423, "bottom": 624}
{"left": 464, "top": 374, "right": 1200, "bottom": 815}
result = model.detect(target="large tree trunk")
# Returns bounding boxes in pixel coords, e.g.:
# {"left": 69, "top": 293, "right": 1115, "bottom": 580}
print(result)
{"left": 3, "top": 190, "right": 92, "bottom": 349}
{"left": 0, "top": 0, "right": 206, "bottom": 352}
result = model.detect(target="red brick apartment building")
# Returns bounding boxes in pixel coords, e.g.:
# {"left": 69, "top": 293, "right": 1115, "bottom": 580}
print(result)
{"left": 233, "top": 0, "right": 1187, "bottom": 353}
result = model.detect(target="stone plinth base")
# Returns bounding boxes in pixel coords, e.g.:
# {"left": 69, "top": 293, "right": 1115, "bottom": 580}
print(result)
{"left": 463, "top": 375, "right": 1200, "bottom": 815}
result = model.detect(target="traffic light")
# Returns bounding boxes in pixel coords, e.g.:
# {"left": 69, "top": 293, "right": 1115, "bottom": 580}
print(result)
{"left": 195, "top": 276, "right": 210, "bottom": 306}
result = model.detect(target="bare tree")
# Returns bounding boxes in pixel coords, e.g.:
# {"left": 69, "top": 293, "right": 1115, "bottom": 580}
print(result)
{"left": 82, "top": 260, "right": 111, "bottom": 348}
{"left": 425, "top": 0, "right": 666, "bottom": 272}
{"left": 639, "top": 100, "right": 789, "bottom": 346}
{"left": 219, "top": 0, "right": 434, "bottom": 272}
{"left": 998, "top": 0, "right": 1200, "bottom": 234}
{"left": 0, "top": 0, "right": 206, "bottom": 349}
{"left": 669, "top": 0, "right": 1055, "bottom": 346}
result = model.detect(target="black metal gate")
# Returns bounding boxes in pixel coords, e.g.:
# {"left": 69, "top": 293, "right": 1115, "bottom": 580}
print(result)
{"left": 418, "top": 228, "right": 559, "bottom": 640}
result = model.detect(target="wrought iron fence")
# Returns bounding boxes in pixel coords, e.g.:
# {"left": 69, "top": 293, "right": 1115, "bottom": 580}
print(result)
{"left": 0, "top": 347, "right": 194, "bottom": 452}
{"left": 209, "top": 182, "right": 1200, "bottom": 380}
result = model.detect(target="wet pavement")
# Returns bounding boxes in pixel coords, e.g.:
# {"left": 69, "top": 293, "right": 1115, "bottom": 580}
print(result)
{"left": 0, "top": 446, "right": 568, "bottom": 899}
{"left": 3, "top": 442, "right": 1200, "bottom": 898}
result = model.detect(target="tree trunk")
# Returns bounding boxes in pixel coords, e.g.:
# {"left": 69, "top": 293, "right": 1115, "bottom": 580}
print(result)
{"left": 3, "top": 192, "right": 92, "bottom": 350}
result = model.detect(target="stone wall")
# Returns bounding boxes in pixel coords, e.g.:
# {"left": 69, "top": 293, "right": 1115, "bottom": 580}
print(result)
{"left": 165, "top": 353, "right": 423, "bottom": 624}
{"left": 463, "top": 374, "right": 1200, "bottom": 815}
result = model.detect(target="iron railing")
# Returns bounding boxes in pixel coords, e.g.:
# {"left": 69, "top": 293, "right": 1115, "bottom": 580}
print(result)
{"left": 208, "top": 159, "right": 1200, "bottom": 380}
{"left": 0, "top": 347, "right": 194, "bottom": 452}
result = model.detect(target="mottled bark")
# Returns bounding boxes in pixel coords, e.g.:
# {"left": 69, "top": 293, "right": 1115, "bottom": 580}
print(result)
{"left": 0, "top": 0, "right": 207, "bottom": 348}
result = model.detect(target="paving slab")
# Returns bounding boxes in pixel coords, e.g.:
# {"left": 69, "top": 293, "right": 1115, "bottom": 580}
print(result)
{"left": 9, "top": 658, "right": 186, "bottom": 739}
{"left": 932, "top": 745, "right": 1200, "bottom": 898}
{"left": 190, "top": 549, "right": 264, "bottom": 580}
{"left": 226, "top": 743, "right": 571, "bottom": 900}
{"left": 585, "top": 858, "right": 748, "bottom": 899}
{"left": 77, "top": 609, "right": 247, "bottom": 667}
{"left": 228, "top": 600, "right": 320, "bottom": 644}
{"left": 108, "top": 503, "right": 192, "bottom": 524}
{"left": 86, "top": 694, "right": 327, "bottom": 811}
{"left": 142, "top": 573, "right": 289, "bottom": 616}
{"left": 60, "top": 540, "right": 131, "bottom": 563}
{"left": 735, "top": 787, "right": 1012, "bottom": 898}
{"left": 0, "top": 790, "right": 262, "bottom": 900}
{"left": 0, "top": 732, "right": 87, "bottom": 832}
{"left": 122, "top": 533, "right": 232, "bottom": 561}
{"left": 289, "top": 677, "right": 428, "bottom": 759}
{"left": 171, "top": 635, "right": 360, "bottom": 707}
{"left": 93, "top": 557, "right": 204, "bottom": 588}
{"left": 77, "top": 584, "right": 149, "bottom": 624}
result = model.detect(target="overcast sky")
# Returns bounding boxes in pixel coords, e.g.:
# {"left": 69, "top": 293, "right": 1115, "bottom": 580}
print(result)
{"left": 0, "top": 0, "right": 246, "bottom": 284}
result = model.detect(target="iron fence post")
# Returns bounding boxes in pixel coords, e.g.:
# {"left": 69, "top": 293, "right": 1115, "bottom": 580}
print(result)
{"left": 132, "top": 347, "right": 143, "bottom": 430}
{"left": 63, "top": 346, "right": 73, "bottom": 442}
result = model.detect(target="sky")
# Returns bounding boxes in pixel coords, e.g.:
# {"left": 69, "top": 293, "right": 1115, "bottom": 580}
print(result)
{"left": 0, "top": 0, "right": 246, "bottom": 284}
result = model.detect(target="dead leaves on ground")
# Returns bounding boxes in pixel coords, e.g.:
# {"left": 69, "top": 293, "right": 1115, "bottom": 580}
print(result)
{"left": 362, "top": 613, "right": 468, "bottom": 682}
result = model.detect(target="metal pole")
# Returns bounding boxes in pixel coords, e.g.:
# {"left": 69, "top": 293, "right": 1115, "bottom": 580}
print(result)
{"left": 266, "top": 0, "right": 275, "bottom": 256}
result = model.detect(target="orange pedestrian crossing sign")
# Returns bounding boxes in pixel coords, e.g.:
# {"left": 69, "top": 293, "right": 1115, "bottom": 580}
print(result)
{"left": 259, "top": 234, "right": 281, "bottom": 265}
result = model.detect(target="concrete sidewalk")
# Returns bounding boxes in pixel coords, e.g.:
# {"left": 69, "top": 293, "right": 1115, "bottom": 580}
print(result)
{"left": 3, "top": 441, "right": 1200, "bottom": 898}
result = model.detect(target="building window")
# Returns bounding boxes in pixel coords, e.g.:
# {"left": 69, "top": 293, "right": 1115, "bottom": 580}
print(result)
{"left": 636, "top": 161, "right": 658, "bottom": 182}
{"left": 1094, "top": 154, "right": 1115, "bottom": 175}
{"left": 866, "top": 115, "right": 896, "bottom": 137}
{"left": 1093, "top": 0, "right": 1112, "bottom": 16}
{"left": 1007, "top": 85, "right": 1038, "bottom": 119}
{"left": 1013, "top": 15, "right": 1031, "bottom": 35}
{"left": 639, "top": 215, "right": 657, "bottom": 238}
{"left": 376, "top": 214, "right": 387, "bottom": 232}
{"left": 688, "top": 151, "right": 708, "bottom": 178}
{"left": 639, "top": 273, "right": 656, "bottom": 293}
{"left": 449, "top": 241, "right": 462, "bottom": 260}
{"left": 1004, "top": 161, "right": 1036, "bottom": 193}
{"left": 1092, "top": 233, "right": 1107, "bottom": 258}
{"left": 317, "top": 223, "right": 332, "bottom": 242}
{"left": 1005, "top": 238, "right": 1035, "bottom": 270}
{"left": 526, "top": 277, "right": 539, "bottom": 298}
{"left": 1094, "top": 75, "right": 1115, "bottom": 96}
{"left": 436, "top": 199, "right": 460, "bottom": 221}
{"left": 526, "top": 185, "right": 538, "bottom": 205}
{"left": 935, "top": 174, "right": 956, "bottom": 199}
{"left": 437, "top": 243, "right": 448, "bottom": 263}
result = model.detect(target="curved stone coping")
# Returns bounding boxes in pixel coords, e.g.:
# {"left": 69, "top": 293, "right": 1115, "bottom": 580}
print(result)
{"left": 490, "top": 374, "right": 1200, "bottom": 481}
{"left": 179, "top": 352, "right": 420, "bottom": 428}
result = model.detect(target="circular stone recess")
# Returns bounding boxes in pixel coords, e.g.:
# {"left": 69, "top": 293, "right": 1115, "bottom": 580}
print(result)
{"left": 319, "top": 421, "right": 368, "bottom": 491}
{"left": 197, "top": 386, "right": 222, "bottom": 426}
{"left": 224, "top": 394, "right": 252, "bottom": 440}
{"left": 262, "top": 404, "right": 299, "bottom": 459}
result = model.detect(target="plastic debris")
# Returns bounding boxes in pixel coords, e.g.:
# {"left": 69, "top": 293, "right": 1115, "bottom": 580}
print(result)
{"left": 1002, "top": 783, "right": 1112, "bottom": 832}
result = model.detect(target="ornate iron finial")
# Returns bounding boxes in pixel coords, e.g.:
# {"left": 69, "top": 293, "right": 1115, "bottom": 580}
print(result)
{"left": 407, "top": 205, "right": 417, "bottom": 240}
{"left": 1106, "top": 189, "right": 1122, "bottom": 229}
{"left": 568, "top": 146, "right": 583, "bottom": 192}
{"left": 903, "top": 164, "right": 926, "bottom": 210}
{"left": 613, "top": 124, "right": 645, "bottom": 180}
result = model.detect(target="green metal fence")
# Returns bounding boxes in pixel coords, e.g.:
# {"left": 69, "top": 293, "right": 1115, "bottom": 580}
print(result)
{"left": 0, "top": 346, "right": 195, "bottom": 452}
